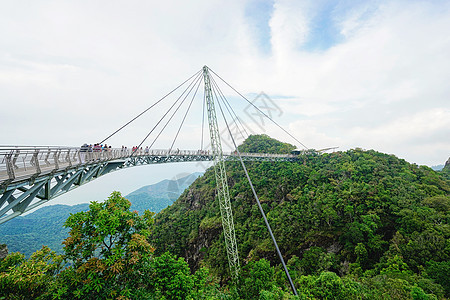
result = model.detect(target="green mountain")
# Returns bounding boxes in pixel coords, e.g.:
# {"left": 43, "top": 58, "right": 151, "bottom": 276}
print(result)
{"left": 441, "top": 157, "right": 450, "bottom": 180}
{"left": 151, "top": 135, "right": 450, "bottom": 298}
{"left": 0, "top": 203, "right": 89, "bottom": 258}
{"left": 0, "top": 172, "right": 202, "bottom": 257}
{"left": 1, "top": 135, "right": 448, "bottom": 299}
{"left": 128, "top": 172, "right": 203, "bottom": 214}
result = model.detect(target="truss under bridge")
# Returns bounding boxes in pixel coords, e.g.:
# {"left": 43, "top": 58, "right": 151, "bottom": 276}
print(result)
{"left": 0, "top": 146, "right": 296, "bottom": 224}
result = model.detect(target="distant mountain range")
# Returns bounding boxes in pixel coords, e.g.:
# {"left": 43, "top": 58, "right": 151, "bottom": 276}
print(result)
{"left": 128, "top": 172, "right": 203, "bottom": 214}
{"left": 0, "top": 172, "right": 202, "bottom": 257}
{"left": 431, "top": 164, "right": 444, "bottom": 171}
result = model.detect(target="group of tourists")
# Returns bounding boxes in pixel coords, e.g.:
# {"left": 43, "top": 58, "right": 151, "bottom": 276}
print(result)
{"left": 78, "top": 143, "right": 215, "bottom": 164}
{"left": 80, "top": 143, "right": 112, "bottom": 153}
{"left": 130, "top": 146, "right": 144, "bottom": 155}
{"left": 79, "top": 143, "right": 113, "bottom": 163}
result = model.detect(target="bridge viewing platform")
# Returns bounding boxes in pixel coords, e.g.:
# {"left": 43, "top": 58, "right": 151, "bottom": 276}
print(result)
{"left": 0, "top": 146, "right": 297, "bottom": 224}
{"left": 0, "top": 146, "right": 297, "bottom": 185}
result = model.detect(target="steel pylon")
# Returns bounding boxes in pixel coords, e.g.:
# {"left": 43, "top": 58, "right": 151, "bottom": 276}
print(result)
{"left": 203, "top": 66, "right": 240, "bottom": 280}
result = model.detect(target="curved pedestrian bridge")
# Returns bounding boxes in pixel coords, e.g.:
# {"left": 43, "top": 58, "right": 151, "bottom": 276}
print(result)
{"left": 0, "top": 146, "right": 297, "bottom": 224}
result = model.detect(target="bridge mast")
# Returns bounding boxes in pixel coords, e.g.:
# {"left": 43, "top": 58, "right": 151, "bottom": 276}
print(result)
{"left": 203, "top": 65, "right": 240, "bottom": 279}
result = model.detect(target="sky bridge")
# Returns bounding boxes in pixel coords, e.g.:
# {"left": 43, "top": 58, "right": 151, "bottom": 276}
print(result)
{"left": 0, "top": 146, "right": 297, "bottom": 224}
{"left": 0, "top": 66, "right": 304, "bottom": 293}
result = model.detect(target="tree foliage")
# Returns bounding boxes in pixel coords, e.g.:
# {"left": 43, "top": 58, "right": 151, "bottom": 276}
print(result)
{"left": 1, "top": 135, "right": 449, "bottom": 299}
{"left": 151, "top": 135, "right": 450, "bottom": 298}
{"left": 237, "top": 134, "right": 296, "bottom": 154}
{"left": 0, "top": 246, "right": 62, "bottom": 299}
{"left": 0, "top": 192, "right": 221, "bottom": 300}
{"left": 54, "top": 191, "right": 155, "bottom": 298}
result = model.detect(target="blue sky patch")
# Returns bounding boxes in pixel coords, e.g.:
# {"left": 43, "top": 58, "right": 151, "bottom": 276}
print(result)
{"left": 245, "top": 0, "right": 274, "bottom": 54}
{"left": 301, "top": 1, "right": 343, "bottom": 52}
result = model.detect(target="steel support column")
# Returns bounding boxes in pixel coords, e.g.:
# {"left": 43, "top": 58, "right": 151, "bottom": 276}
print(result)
{"left": 203, "top": 66, "right": 240, "bottom": 280}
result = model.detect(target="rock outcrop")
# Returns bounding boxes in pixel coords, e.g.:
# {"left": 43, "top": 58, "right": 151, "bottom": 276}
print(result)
{"left": 0, "top": 244, "right": 8, "bottom": 260}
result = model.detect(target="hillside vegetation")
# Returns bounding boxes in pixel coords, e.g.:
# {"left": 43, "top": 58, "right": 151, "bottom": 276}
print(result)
{"left": 1, "top": 193, "right": 220, "bottom": 299}
{"left": 151, "top": 135, "right": 450, "bottom": 299}
{"left": 1, "top": 135, "right": 448, "bottom": 299}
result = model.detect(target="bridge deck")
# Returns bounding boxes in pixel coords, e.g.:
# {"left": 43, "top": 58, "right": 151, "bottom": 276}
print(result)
{"left": 0, "top": 147, "right": 295, "bottom": 185}
{"left": 0, "top": 147, "right": 297, "bottom": 224}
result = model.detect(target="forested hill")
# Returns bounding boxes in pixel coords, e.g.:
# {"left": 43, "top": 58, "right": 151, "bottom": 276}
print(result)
{"left": 151, "top": 135, "right": 450, "bottom": 298}
{"left": 442, "top": 157, "right": 450, "bottom": 180}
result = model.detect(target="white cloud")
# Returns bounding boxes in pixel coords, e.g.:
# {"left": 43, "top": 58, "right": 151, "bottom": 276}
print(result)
{"left": 269, "top": 0, "right": 309, "bottom": 60}
{"left": 289, "top": 118, "right": 343, "bottom": 150}
{"left": 350, "top": 108, "right": 449, "bottom": 143}
{"left": 261, "top": 0, "right": 450, "bottom": 165}
{"left": 0, "top": 0, "right": 449, "bottom": 167}
{"left": 344, "top": 108, "right": 450, "bottom": 164}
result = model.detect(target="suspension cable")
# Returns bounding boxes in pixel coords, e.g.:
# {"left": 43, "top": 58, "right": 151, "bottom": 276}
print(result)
{"left": 169, "top": 75, "right": 202, "bottom": 152}
{"left": 210, "top": 80, "right": 246, "bottom": 147}
{"left": 99, "top": 69, "right": 202, "bottom": 145}
{"left": 211, "top": 82, "right": 298, "bottom": 296}
{"left": 210, "top": 76, "right": 247, "bottom": 141}
{"left": 201, "top": 91, "right": 206, "bottom": 150}
{"left": 210, "top": 75, "right": 249, "bottom": 138}
{"left": 209, "top": 68, "right": 308, "bottom": 150}
{"left": 131, "top": 71, "right": 202, "bottom": 155}
{"left": 144, "top": 73, "right": 203, "bottom": 152}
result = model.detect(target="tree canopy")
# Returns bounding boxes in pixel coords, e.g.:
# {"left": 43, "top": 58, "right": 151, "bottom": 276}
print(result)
{"left": 151, "top": 135, "right": 450, "bottom": 299}
{"left": 237, "top": 134, "right": 296, "bottom": 154}
{"left": 0, "top": 192, "right": 217, "bottom": 299}
{"left": 1, "top": 135, "right": 449, "bottom": 299}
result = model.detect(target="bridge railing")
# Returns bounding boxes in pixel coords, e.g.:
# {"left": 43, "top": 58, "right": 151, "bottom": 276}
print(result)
{"left": 0, "top": 146, "right": 130, "bottom": 182}
{"left": 0, "top": 146, "right": 295, "bottom": 183}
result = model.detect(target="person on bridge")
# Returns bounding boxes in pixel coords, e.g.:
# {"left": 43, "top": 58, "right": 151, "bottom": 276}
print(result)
{"left": 80, "top": 143, "right": 88, "bottom": 163}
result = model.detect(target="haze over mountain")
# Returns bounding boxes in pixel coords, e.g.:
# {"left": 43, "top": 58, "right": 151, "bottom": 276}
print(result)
{"left": 431, "top": 165, "right": 444, "bottom": 171}
{"left": 128, "top": 172, "right": 203, "bottom": 214}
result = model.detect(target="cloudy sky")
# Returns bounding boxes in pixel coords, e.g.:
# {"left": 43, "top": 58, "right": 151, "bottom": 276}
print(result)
{"left": 1, "top": 0, "right": 449, "bottom": 204}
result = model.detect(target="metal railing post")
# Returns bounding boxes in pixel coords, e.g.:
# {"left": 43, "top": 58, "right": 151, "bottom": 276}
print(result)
{"left": 54, "top": 149, "right": 60, "bottom": 170}
{"left": 67, "top": 149, "right": 72, "bottom": 167}
{"left": 33, "top": 149, "right": 41, "bottom": 174}
{"left": 5, "top": 153, "right": 15, "bottom": 180}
